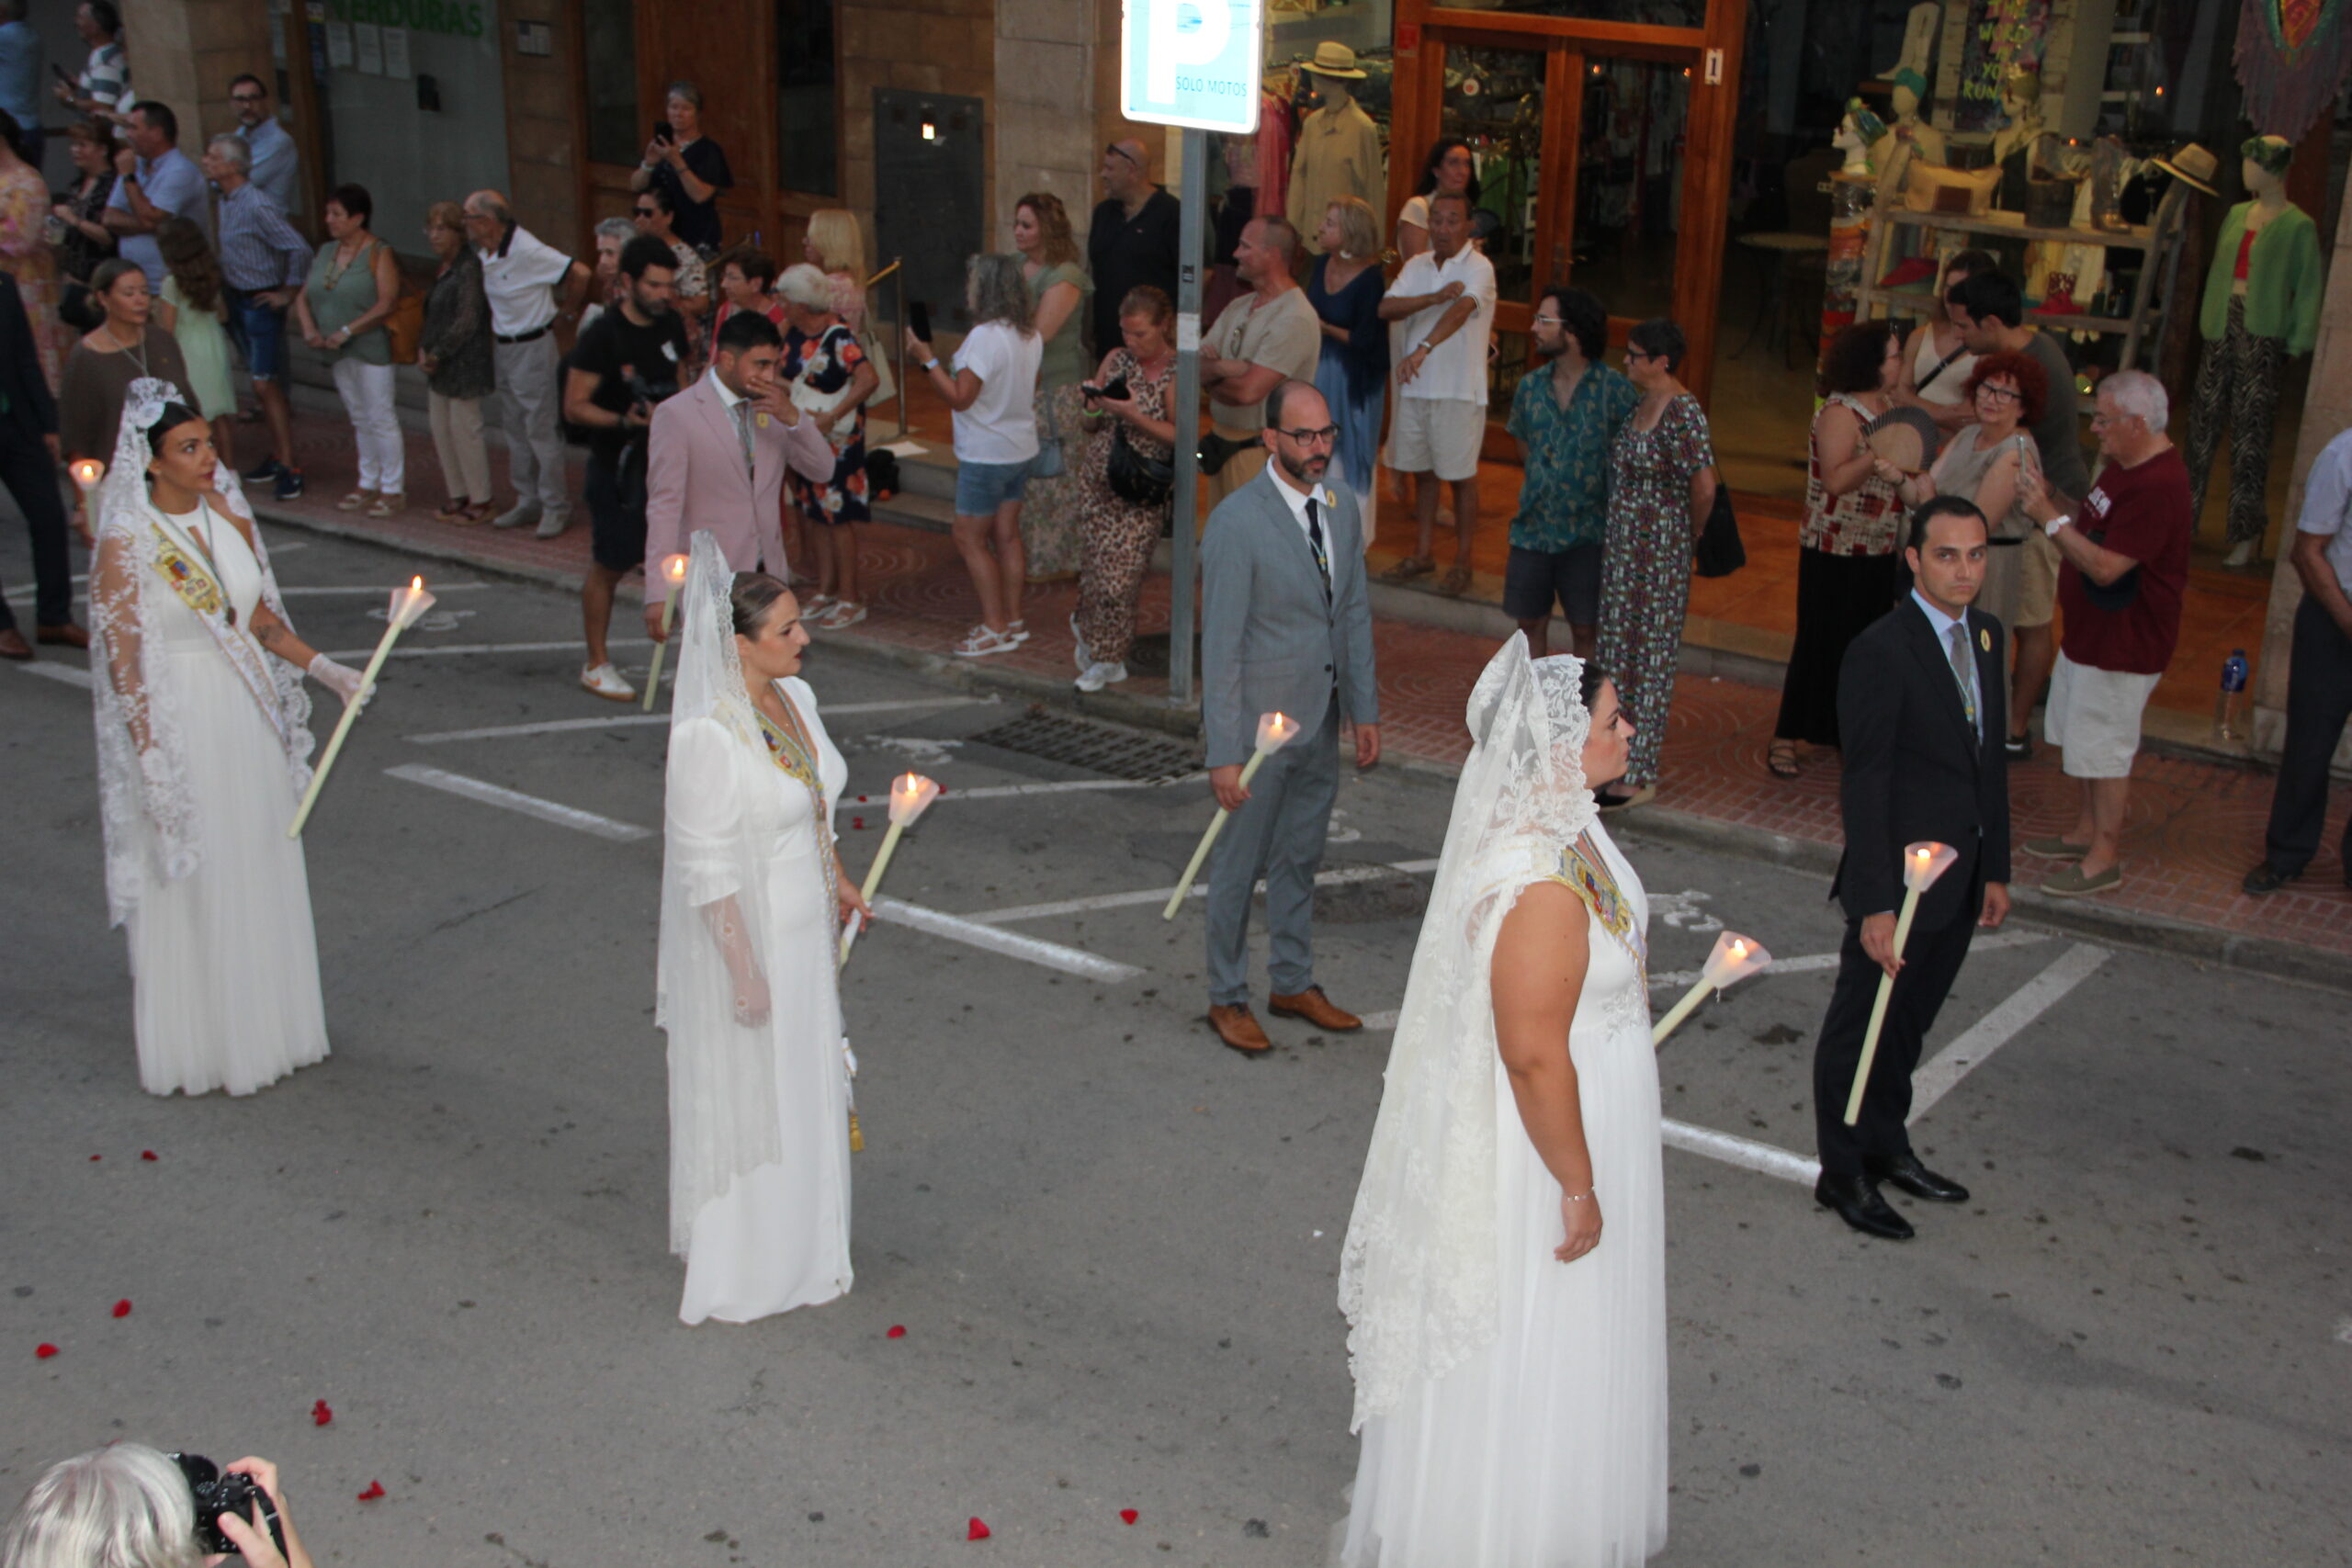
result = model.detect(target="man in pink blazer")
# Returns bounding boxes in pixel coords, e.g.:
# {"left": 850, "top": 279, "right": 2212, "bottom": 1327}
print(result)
{"left": 643, "top": 311, "right": 835, "bottom": 640}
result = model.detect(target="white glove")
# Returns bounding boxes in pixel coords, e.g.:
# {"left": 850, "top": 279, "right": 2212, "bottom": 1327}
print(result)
{"left": 308, "top": 653, "right": 369, "bottom": 710}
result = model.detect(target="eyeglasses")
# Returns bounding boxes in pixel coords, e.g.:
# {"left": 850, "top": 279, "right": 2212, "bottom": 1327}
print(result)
{"left": 1532, "top": 314, "right": 1564, "bottom": 326}
{"left": 1974, "top": 383, "right": 2020, "bottom": 402}
{"left": 1274, "top": 425, "right": 1340, "bottom": 446}
{"left": 231, "top": 93, "right": 266, "bottom": 104}
{"left": 1624, "top": 349, "right": 1659, "bottom": 363}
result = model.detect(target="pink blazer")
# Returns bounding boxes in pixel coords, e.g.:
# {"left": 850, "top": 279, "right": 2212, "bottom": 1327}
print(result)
{"left": 643, "top": 376, "right": 836, "bottom": 601}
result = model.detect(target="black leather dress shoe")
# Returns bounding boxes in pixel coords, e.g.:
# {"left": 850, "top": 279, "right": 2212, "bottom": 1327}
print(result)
{"left": 1815, "top": 1173, "right": 1914, "bottom": 1240}
{"left": 1866, "top": 1152, "right": 1970, "bottom": 1203}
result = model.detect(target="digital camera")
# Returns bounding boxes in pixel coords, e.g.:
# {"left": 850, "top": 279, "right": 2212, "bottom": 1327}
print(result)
{"left": 166, "top": 1453, "right": 287, "bottom": 1559}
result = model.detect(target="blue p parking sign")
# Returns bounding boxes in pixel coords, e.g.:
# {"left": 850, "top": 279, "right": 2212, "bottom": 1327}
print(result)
{"left": 1120, "top": 0, "right": 1263, "bottom": 134}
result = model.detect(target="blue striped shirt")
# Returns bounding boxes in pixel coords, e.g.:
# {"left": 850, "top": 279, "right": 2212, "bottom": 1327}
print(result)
{"left": 216, "top": 181, "right": 311, "bottom": 294}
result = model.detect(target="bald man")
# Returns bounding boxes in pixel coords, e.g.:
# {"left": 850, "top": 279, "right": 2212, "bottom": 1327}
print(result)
{"left": 1085, "top": 139, "right": 1182, "bottom": 358}
{"left": 463, "top": 190, "right": 593, "bottom": 536}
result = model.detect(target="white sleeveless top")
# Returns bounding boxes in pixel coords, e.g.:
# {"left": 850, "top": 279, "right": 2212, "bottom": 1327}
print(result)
{"left": 1912, "top": 322, "right": 1978, "bottom": 408}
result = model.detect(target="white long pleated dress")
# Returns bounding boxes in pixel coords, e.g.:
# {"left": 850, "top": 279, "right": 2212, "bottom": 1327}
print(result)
{"left": 127, "top": 504, "right": 329, "bottom": 1097}
{"left": 1342, "top": 822, "right": 1669, "bottom": 1568}
{"left": 664, "top": 677, "right": 854, "bottom": 1325}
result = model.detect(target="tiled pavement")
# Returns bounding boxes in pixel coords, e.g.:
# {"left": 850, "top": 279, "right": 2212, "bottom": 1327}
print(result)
{"left": 246, "top": 407, "right": 2351, "bottom": 979}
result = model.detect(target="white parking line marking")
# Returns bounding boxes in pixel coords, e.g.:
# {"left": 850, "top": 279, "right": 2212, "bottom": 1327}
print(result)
{"left": 1909, "top": 942, "right": 2109, "bottom": 1120}
{"left": 279, "top": 581, "right": 493, "bottom": 597}
{"left": 973, "top": 860, "right": 1442, "bottom": 924}
{"left": 407, "top": 696, "right": 993, "bottom": 745}
{"left": 383, "top": 764, "right": 653, "bottom": 841}
{"left": 323, "top": 638, "right": 649, "bottom": 660}
{"left": 15, "top": 662, "right": 93, "bottom": 689}
{"left": 867, "top": 897, "right": 1144, "bottom": 981}
{"left": 1661, "top": 1120, "right": 1819, "bottom": 1186}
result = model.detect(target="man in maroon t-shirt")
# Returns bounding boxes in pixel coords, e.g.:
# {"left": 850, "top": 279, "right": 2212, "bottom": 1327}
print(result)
{"left": 2017, "top": 370, "right": 2192, "bottom": 897}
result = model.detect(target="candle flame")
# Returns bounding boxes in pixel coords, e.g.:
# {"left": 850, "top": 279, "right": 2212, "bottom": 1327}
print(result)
{"left": 411, "top": 575, "right": 424, "bottom": 591}
{"left": 1730, "top": 939, "right": 1747, "bottom": 956}
{"left": 1272, "top": 713, "right": 1292, "bottom": 734}
{"left": 71, "top": 460, "right": 102, "bottom": 485}
{"left": 895, "top": 773, "right": 921, "bottom": 795}
{"left": 664, "top": 553, "right": 689, "bottom": 582}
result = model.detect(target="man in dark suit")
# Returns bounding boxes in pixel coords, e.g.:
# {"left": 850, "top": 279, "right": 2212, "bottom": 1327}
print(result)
{"left": 1813, "top": 497, "right": 2012, "bottom": 1239}
{"left": 0, "top": 270, "right": 79, "bottom": 660}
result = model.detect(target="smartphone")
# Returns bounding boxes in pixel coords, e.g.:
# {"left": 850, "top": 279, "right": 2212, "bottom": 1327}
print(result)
{"left": 1082, "top": 375, "right": 1131, "bottom": 402}
{"left": 907, "top": 300, "right": 932, "bottom": 344}
{"left": 51, "top": 63, "right": 74, "bottom": 85}
{"left": 651, "top": 121, "right": 674, "bottom": 145}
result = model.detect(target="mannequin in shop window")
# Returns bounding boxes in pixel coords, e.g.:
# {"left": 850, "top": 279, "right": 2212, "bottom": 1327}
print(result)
{"left": 2184, "top": 133, "right": 2323, "bottom": 568}
{"left": 1286, "top": 43, "right": 1383, "bottom": 257}
{"left": 1834, "top": 100, "right": 1888, "bottom": 177}
{"left": 1991, "top": 64, "right": 2048, "bottom": 210}
{"left": 1883, "top": 69, "right": 1945, "bottom": 165}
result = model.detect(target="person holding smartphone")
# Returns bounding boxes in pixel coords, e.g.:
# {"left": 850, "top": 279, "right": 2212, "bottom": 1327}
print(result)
{"left": 628, "top": 81, "right": 730, "bottom": 254}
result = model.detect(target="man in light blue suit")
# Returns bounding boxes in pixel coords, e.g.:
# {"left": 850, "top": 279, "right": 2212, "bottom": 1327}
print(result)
{"left": 1200, "top": 379, "right": 1382, "bottom": 1055}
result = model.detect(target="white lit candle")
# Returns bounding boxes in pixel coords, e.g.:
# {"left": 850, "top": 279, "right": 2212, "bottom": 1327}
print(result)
{"left": 838, "top": 772, "right": 940, "bottom": 967}
{"left": 640, "top": 553, "right": 692, "bottom": 712}
{"left": 1650, "top": 931, "right": 1775, "bottom": 1046}
{"left": 69, "top": 459, "right": 103, "bottom": 537}
{"left": 1162, "top": 712, "right": 1299, "bottom": 920}
{"left": 1843, "top": 841, "right": 1959, "bottom": 1124}
{"left": 288, "top": 577, "right": 436, "bottom": 838}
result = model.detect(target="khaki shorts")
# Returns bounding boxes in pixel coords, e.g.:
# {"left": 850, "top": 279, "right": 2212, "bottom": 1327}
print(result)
{"left": 1389, "top": 395, "right": 1485, "bottom": 482}
{"left": 2016, "top": 529, "right": 2059, "bottom": 628}
{"left": 2044, "top": 652, "right": 2160, "bottom": 779}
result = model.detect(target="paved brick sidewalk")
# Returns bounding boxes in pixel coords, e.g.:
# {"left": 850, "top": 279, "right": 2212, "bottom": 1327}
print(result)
{"left": 251, "top": 411, "right": 2352, "bottom": 980}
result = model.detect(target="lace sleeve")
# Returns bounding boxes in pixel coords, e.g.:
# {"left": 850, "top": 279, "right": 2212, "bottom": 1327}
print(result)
{"left": 91, "top": 529, "right": 147, "bottom": 750}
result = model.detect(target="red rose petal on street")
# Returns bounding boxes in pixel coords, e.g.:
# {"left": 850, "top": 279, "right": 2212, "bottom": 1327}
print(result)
{"left": 110, "top": 1300, "right": 131, "bottom": 1318}
{"left": 35, "top": 1343, "right": 59, "bottom": 1359}
{"left": 312, "top": 1399, "right": 334, "bottom": 1427}
{"left": 966, "top": 1517, "right": 990, "bottom": 1541}
{"left": 852, "top": 817, "right": 865, "bottom": 829}
{"left": 141, "top": 1151, "right": 158, "bottom": 1161}
{"left": 356, "top": 1483, "right": 385, "bottom": 1501}
{"left": 1119, "top": 1510, "right": 1139, "bottom": 1525}
{"left": 89, "top": 1154, "right": 100, "bottom": 1161}
{"left": 886, "top": 1325, "right": 906, "bottom": 1338}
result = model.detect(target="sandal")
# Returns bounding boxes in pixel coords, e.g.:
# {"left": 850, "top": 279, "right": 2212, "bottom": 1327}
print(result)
{"left": 337, "top": 490, "right": 374, "bottom": 512}
{"left": 1436, "top": 561, "right": 1472, "bottom": 598}
{"left": 458, "top": 501, "right": 496, "bottom": 525}
{"left": 366, "top": 492, "right": 403, "bottom": 518}
{"left": 1767, "top": 739, "right": 1802, "bottom": 779}
{"left": 1380, "top": 554, "right": 1435, "bottom": 584}
{"left": 435, "top": 500, "right": 470, "bottom": 524}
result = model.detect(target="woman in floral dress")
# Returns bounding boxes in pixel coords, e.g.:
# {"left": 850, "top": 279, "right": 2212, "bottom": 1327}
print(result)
{"left": 1593, "top": 318, "right": 1717, "bottom": 810}
{"left": 778, "top": 264, "right": 878, "bottom": 628}
{"left": 0, "top": 111, "right": 68, "bottom": 386}
{"left": 1012, "top": 192, "right": 1092, "bottom": 581}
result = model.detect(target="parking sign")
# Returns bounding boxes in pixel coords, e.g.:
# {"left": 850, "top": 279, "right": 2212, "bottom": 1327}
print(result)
{"left": 1120, "top": 0, "right": 1263, "bottom": 134}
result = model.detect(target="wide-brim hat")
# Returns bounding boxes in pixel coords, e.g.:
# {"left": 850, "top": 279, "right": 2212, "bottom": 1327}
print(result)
{"left": 1303, "top": 41, "right": 1367, "bottom": 79}
{"left": 2152, "top": 142, "right": 2219, "bottom": 196}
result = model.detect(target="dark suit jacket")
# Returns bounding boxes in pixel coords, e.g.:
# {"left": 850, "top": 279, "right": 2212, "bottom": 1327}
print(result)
{"left": 1831, "top": 596, "right": 2012, "bottom": 931}
{"left": 0, "top": 274, "right": 58, "bottom": 446}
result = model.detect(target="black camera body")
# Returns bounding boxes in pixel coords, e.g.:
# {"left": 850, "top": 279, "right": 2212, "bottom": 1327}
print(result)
{"left": 167, "top": 1453, "right": 287, "bottom": 1559}
{"left": 1083, "top": 375, "right": 1131, "bottom": 402}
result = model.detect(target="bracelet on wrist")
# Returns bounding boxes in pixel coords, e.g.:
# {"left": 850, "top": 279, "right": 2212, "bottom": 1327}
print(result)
{"left": 1564, "top": 1188, "right": 1595, "bottom": 1203}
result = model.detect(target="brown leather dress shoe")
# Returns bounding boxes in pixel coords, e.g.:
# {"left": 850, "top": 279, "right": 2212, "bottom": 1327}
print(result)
{"left": 36, "top": 622, "right": 89, "bottom": 649}
{"left": 0, "top": 627, "right": 31, "bottom": 660}
{"left": 1206, "top": 1003, "right": 1272, "bottom": 1055}
{"left": 1268, "top": 985, "right": 1363, "bottom": 1032}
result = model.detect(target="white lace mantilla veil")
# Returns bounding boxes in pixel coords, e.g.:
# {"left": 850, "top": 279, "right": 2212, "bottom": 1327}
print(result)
{"left": 655, "top": 529, "right": 794, "bottom": 1256}
{"left": 86, "top": 378, "right": 313, "bottom": 926}
{"left": 1337, "top": 634, "right": 1597, "bottom": 1432}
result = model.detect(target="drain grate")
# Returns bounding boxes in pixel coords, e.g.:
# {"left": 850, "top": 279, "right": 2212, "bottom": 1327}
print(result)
{"left": 963, "top": 705, "right": 1204, "bottom": 782}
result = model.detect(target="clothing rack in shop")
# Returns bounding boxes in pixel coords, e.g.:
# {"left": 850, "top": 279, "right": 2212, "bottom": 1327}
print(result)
{"left": 1846, "top": 180, "right": 2195, "bottom": 403}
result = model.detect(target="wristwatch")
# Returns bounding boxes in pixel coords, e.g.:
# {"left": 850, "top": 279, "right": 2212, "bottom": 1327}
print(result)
{"left": 921, "top": 358, "right": 939, "bottom": 373}
{"left": 2042, "top": 513, "right": 2072, "bottom": 536}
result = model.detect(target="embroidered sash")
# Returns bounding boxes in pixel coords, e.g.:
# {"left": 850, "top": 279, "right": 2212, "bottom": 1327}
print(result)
{"left": 1550, "top": 834, "right": 1647, "bottom": 989}
{"left": 146, "top": 512, "right": 298, "bottom": 758}
{"left": 751, "top": 694, "right": 840, "bottom": 932}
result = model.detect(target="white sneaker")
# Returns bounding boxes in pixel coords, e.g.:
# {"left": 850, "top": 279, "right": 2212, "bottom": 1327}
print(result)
{"left": 1069, "top": 612, "right": 1091, "bottom": 671}
{"left": 581, "top": 661, "right": 636, "bottom": 701}
{"left": 819, "top": 600, "right": 867, "bottom": 629}
{"left": 951, "top": 626, "right": 1012, "bottom": 658}
{"left": 1074, "top": 660, "right": 1128, "bottom": 693}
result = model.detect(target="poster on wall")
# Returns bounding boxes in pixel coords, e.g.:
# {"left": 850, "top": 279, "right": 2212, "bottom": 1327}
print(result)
{"left": 1951, "top": 0, "right": 2052, "bottom": 131}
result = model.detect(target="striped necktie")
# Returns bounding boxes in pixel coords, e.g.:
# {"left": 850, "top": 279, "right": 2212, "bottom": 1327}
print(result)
{"left": 1305, "top": 495, "right": 1331, "bottom": 603}
{"left": 731, "top": 398, "right": 756, "bottom": 483}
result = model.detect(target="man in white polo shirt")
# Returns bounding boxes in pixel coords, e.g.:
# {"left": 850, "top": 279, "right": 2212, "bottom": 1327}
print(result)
{"left": 1378, "top": 191, "right": 1495, "bottom": 597}
{"left": 464, "top": 189, "right": 592, "bottom": 537}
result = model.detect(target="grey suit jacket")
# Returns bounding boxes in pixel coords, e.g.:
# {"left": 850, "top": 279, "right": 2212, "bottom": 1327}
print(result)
{"left": 1200, "top": 466, "right": 1380, "bottom": 768}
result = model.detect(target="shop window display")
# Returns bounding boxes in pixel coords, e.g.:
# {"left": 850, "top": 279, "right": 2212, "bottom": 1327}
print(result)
{"left": 1568, "top": 57, "right": 1690, "bottom": 328}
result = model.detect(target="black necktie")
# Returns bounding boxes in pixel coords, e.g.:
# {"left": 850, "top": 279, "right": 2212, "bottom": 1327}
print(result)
{"left": 1305, "top": 496, "right": 1331, "bottom": 602}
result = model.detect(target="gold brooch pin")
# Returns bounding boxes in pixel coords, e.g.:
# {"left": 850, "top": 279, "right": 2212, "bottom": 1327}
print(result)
{"left": 756, "top": 412, "right": 771, "bottom": 428}
{"left": 1980, "top": 628, "right": 1991, "bottom": 652}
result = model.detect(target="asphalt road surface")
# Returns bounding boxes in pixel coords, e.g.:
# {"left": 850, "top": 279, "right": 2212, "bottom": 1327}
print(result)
{"left": 5, "top": 527, "right": 2347, "bottom": 1565}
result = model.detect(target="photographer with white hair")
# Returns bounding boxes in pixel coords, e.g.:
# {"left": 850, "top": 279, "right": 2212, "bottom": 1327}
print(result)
{"left": 3, "top": 1445, "right": 312, "bottom": 1568}
{"left": 2016, "top": 369, "right": 2193, "bottom": 898}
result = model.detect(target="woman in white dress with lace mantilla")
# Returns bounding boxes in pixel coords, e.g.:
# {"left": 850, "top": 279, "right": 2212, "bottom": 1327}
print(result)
{"left": 86, "top": 382, "right": 368, "bottom": 1097}
{"left": 1339, "top": 636, "right": 1668, "bottom": 1567}
{"left": 658, "top": 532, "right": 871, "bottom": 1325}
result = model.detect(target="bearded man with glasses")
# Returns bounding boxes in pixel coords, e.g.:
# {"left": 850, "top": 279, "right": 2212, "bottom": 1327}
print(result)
{"left": 1197, "top": 378, "right": 1382, "bottom": 1056}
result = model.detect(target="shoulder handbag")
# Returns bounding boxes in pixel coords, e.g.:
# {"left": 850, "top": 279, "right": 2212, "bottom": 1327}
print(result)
{"left": 1108, "top": 422, "right": 1174, "bottom": 508}
{"left": 1693, "top": 468, "right": 1745, "bottom": 578}
{"left": 383, "top": 249, "right": 427, "bottom": 366}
